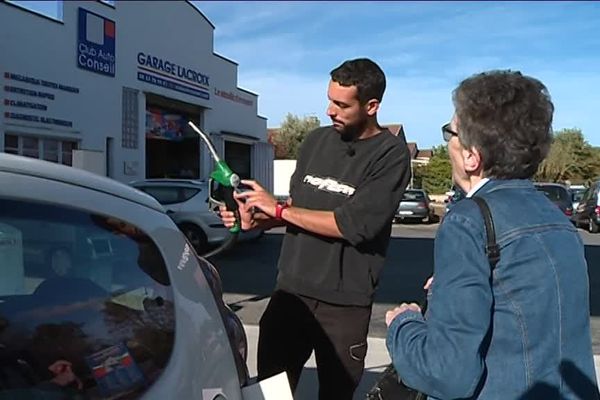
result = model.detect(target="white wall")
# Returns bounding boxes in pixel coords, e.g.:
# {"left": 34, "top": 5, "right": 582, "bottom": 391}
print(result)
{"left": 273, "top": 159, "right": 297, "bottom": 196}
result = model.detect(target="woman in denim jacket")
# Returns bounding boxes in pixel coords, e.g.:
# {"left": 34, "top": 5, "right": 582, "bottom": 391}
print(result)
{"left": 385, "top": 71, "right": 598, "bottom": 399}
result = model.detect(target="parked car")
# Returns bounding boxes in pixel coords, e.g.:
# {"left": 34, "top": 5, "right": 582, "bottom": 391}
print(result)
{"left": 534, "top": 182, "right": 573, "bottom": 217}
{"left": 444, "top": 184, "right": 466, "bottom": 215}
{"left": 395, "top": 189, "right": 436, "bottom": 223}
{"left": 0, "top": 153, "right": 275, "bottom": 399}
{"left": 130, "top": 179, "right": 262, "bottom": 254}
{"left": 570, "top": 184, "right": 587, "bottom": 210}
{"left": 571, "top": 181, "right": 600, "bottom": 233}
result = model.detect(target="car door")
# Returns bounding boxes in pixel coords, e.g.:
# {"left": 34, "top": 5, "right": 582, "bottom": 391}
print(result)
{"left": 0, "top": 168, "right": 245, "bottom": 399}
{"left": 577, "top": 183, "right": 598, "bottom": 225}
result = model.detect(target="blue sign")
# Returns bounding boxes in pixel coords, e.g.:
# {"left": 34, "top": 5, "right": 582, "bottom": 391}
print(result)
{"left": 77, "top": 8, "right": 116, "bottom": 77}
{"left": 137, "top": 71, "right": 209, "bottom": 100}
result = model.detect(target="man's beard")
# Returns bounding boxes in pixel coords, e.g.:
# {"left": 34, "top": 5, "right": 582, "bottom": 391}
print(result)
{"left": 334, "top": 119, "right": 367, "bottom": 142}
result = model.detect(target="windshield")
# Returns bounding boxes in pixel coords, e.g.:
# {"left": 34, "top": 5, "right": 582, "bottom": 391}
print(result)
{"left": 572, "top": 190, "right": 586, "bottom": 202}
{"left": 402, "top": 191, "right": 426, "bottom": 201}
{"left": 536, "top": 185, "right": 569, "bottom": 202}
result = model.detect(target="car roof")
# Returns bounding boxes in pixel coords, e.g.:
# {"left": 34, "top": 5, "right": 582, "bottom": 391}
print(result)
{"left": 129, "top": 178, "right": 207, "bottom": 188}
{"left": 0, "top": 153, "right": 164, "bottom": 212}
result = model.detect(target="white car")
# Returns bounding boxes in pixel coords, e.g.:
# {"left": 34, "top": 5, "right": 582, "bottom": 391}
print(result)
{"left": 0, "top": 153, "right": 280, "bottom": 399}
{"left": 130, "top": 179, "right": 262, "bottom": 254}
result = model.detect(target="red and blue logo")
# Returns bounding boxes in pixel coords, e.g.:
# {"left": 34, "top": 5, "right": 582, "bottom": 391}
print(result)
{"left": 77, "top": 8, "right": 116, "bottom": 77}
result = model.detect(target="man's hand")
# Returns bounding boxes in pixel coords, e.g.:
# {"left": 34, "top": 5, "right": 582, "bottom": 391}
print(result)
{"left": 234, "top": 180, "right": 279, "bottom": 218}
{"left": 219, "top": 195, "right": 254, "bottom": 231}
{"left": 385, "top": 302, "right": 421, "bottom": 327}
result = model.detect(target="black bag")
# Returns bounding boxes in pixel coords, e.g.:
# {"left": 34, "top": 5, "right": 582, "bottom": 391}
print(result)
{"left": 366, "top": 363, "right": 426, "bottom": 400}
{"left": 366, "top": 196, "right": 498, "bottom": 400}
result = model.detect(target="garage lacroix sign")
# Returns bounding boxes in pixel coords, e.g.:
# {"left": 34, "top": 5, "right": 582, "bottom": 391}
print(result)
{"left": 136, "top": 52, "right": 210, "bottom": 100}
{"left": 77, "top": 8, "right": 116, "bottom": 77}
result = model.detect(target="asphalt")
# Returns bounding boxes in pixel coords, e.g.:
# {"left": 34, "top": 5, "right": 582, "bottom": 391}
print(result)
{"left": 242, "top": 323, "right": 600, "bottom": 400}
{"left": 221, "top": 224, "right": 600, "bottom": 398}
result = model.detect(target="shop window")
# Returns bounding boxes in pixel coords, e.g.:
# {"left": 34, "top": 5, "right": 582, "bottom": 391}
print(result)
{"left": 43, "top": 139, "right": 59, "bottom": 163}
{"left": 62, "top": 141, "right": 76, "bottom": 166}
{"left": 7, "top": 1, "right": 63, "bottom": 21}
{"left": 0, "top": 199, "right": 175, "bottom": 398}
{"left": 22, "top": 137, "right": 39, "bottom": 159}
{"left": 4, "top": 134, "right": 18, "bottom": 155}
{"left": 3, "top": 134, "right": 77, "bottom": 166}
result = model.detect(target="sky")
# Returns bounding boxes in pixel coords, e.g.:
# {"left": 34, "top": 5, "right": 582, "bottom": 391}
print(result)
{"left": 11, "top": 1, "right": 600, "bottom": 149}
{"left": 195, "top": 1, "right": 600, "bottom": 149}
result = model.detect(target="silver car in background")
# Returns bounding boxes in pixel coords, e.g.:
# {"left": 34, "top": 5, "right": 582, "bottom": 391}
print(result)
{"left": 395, "top": 189, "right": 437, "bottom": 224}
{"left": 130, "top": 179, "right": 262, "bottom": 254}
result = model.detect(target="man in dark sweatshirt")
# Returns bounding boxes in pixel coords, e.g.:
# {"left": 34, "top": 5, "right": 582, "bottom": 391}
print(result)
{"left": 220, "top": 58, "right": 411, "bottom": 399}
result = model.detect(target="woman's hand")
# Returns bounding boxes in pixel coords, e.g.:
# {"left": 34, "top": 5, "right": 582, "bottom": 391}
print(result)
{"left": 385, "top": 302, "right": 422, "bottom": 327}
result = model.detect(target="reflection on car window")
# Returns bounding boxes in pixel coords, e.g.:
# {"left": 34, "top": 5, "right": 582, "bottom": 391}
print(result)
{"left": 0, "top": 199, "right": 175, "bottom": 399}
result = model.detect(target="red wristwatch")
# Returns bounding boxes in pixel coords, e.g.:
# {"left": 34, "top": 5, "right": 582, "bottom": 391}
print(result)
{"left": 275, "top": 202, "right": 289, "bottom": 220}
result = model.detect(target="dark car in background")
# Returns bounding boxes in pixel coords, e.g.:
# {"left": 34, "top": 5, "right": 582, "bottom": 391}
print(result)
{"left": 395, "top": 189, "right": 436, "bottom": 224}
{"left": 534, "top": 182, "right": 573, "bottom": 217}
{"left": 572, "top": 181, "right": 600, "bottom": 233}
{"left": 570, "top": 184, "right": 587, "bottom": 210}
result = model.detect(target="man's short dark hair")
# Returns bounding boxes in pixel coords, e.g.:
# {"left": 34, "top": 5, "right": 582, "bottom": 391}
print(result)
{"left": 330, "top": 58, "right": 386, "bottom": 104}
{"left": 453, "top": 70, "right": 554, "bottom": 179}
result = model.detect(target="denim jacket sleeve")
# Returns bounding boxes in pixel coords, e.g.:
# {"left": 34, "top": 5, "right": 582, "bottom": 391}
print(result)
{"left": 386, "top": 209, "right": 493, "bottom": 399}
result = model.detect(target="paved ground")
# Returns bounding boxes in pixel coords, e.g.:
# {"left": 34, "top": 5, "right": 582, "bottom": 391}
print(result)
{"left": 242, "top": 324, "right": 600, "bottom": 400}
{"left": 216, "top": 223, "right": 600, "bottom": 398}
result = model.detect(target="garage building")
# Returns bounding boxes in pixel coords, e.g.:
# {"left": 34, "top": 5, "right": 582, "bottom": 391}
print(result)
{"left": 0, "top": 0, "right": 273, "bottom": 188}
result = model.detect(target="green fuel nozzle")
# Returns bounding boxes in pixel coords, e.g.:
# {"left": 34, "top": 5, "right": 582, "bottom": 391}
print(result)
{"left": 188, "top": 121, "right": 241, "bottom": 234}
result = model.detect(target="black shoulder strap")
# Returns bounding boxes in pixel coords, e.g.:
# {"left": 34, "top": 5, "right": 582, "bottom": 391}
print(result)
{"left": 472, "top": 196, "right": 500, "bottom": 269}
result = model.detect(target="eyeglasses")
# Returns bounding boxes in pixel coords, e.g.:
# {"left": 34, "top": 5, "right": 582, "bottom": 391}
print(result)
{"left": 441, "top": 123, "right": 458, "bottom": 142}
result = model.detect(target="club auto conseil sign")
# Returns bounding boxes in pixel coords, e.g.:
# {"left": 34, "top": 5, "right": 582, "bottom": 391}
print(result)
{"left": 77, "top": 8, "right": 116, "bottom": 77}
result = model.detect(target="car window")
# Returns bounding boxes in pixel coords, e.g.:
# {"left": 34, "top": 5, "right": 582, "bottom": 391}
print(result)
{"left": 582, "top": 188, "right": 592, "bottom": 202}
{"left": 139, "top": 186, "right": 180, "bottom": 205}
{"left": 181, "top": 187, "right": 201, "bottom": 202}
{"left": 0, "top": 199, "right": 175, "bottom": 399}
{"left": 402, "top": 191, "right": 426, "bottom": 201}
{"left": 535, "top": 185, "right": 569, "bottom": 202}
{"left": 572, "top": 189, "right": 585, "bottom": 202}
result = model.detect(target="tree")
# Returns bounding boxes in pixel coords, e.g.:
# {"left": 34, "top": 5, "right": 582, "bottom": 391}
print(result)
{"left": 271, "top": 114, "right": 320, "bottom": 159}
{"left": 416, "top": 145, "right": 452, "bottom": 194}
{"left": 535, "top": 128, "right": 599, "bottom": 183}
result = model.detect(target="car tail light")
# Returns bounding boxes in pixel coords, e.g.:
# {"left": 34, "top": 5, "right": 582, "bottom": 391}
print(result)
{"left": 565, "top": 208, "right": 573, "bottom": 216}
{"left": 595, "top": 206, "right": 600, "bottom": 216}
{"left": 416, "top": 202, "right": 427, "bottom": 209}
